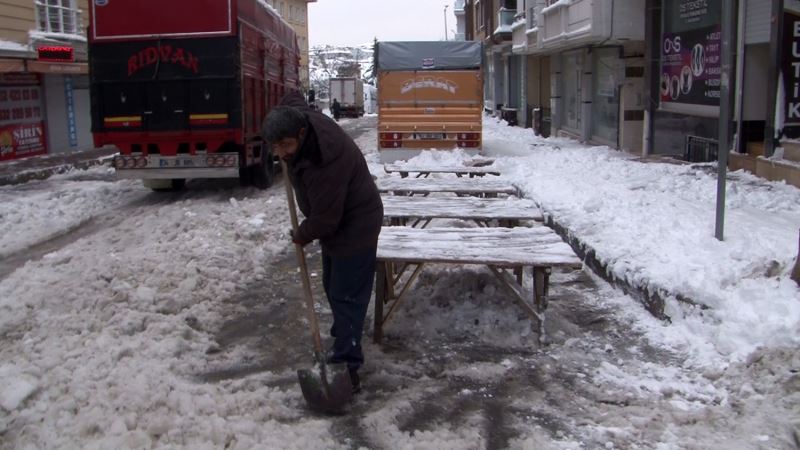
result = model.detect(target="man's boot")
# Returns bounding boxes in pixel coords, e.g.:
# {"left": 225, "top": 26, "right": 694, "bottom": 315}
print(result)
{"left": 349, "top": 367, "right": 361, "bottom": 394}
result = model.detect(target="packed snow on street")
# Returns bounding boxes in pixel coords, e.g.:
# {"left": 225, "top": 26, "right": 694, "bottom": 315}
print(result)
{"left": 0, "top": 116, "right": 798, "bottom": 449}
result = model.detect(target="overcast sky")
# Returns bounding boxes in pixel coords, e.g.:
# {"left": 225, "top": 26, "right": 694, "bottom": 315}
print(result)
{"left": 308, "top": 0, "right": 459, "bottom": 47}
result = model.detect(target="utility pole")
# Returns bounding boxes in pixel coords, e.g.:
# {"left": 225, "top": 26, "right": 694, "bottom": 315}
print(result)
{"left": 444, "top": 5, "right": 449, "bottom": 40}
{"left": 764, "top": 0, "right": 784, "bottom": 158}
{"left": 715, "top": 0, "right": 736, "bottom": 240}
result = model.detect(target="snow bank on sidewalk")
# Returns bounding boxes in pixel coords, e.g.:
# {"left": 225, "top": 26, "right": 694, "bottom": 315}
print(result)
{"left": 0, "top": 166, "right": 148, "bottom": 258}
{"left": 395, "top": 117, "right": 800, "bottom": 368}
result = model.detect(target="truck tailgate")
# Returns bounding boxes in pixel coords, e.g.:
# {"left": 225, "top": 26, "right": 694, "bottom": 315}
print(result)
{"left": 378, "top": 70, "right": 482, "bottom": 130}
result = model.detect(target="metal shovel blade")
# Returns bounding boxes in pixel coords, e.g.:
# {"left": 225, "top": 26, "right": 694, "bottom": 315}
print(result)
{"left": 297, "top": 356, "right": 353, "bottom": 414}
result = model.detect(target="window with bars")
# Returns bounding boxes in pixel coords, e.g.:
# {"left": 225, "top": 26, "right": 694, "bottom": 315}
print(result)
{"left": 35, "top": 0, "right": 81, "bottom": 35}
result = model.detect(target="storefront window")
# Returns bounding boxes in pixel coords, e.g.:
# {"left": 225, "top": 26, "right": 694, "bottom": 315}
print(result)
{"left": 592, "top": 48, "right": 620, "bottom": 145}
{"left": 562, "top": 52, "right": 581, "bottom": 131}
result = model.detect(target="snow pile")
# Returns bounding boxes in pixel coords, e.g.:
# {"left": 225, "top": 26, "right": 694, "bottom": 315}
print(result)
{"left": 401, "top": 116, "right": 800, "bottom": 368}
{"left": 0, "top": 166, "right": 148, "bottom": 258}
{"left": 0, "top": 187, "right": 342, "bottom": 448}
{"left": 0, "top": 365, "right": 38, "bottom": 412}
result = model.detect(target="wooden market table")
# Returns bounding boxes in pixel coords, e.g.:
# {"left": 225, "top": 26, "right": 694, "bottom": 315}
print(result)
{"left": 381, "top": 195, "right": 544, "bottom": 227}
{"left": 383, "top": 164, "right": 502, "bottom": 178}
{"left": 373, "top": 226, "right": 583, "bottom": 345}
{"left": 377, "top": 177, "right": 519, "bottom": 197}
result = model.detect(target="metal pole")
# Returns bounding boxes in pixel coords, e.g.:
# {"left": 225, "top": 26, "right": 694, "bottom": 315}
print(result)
{"left": 642, "top": 0, "right": 661, "bottom": 157}
{"left": 444, "top": 5, "right": 449, "bottom": 40}
{"left": 733, "top": 0, "right": 747, "bottom": 154}
{"left": 765, "top": 0, "right": 785, "bottom": 157}
{"left": 715, "top": 0, "right": 736, "bottom": 240}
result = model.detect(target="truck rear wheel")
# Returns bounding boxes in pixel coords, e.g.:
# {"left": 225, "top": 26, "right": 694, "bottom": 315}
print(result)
{"left": 250, "top": 149, "right": 274, "bottom": 189}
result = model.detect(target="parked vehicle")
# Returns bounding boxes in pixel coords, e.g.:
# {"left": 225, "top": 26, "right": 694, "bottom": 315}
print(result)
{"left": 88, "top": 0, "right": 300, "bottom": 190}
{"left": 376, "top": 41, "right": 483, "bottom": 162}
{"left": 329, "top": 78, "right": 365, "bottom": 118}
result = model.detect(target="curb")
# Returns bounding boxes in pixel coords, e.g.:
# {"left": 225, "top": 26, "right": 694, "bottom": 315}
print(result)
{"left": 0, "top": 156, "right": 113, "bottom": 187}
{"left": 543, "top": 215, "right": 708, "bottom": 322}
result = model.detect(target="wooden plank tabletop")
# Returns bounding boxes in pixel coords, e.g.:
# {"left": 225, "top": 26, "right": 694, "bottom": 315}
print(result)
{"left": 377, "top": 177, "right": 519, "bottom": 196}
{"left": 377, "top": 226, "right": 582, "bottom": 268}
{"left": 381, "top": 195, "right": 543, "bottom": 222}
{"left": 384, "top": 164, "right": 501, "bottom": 176}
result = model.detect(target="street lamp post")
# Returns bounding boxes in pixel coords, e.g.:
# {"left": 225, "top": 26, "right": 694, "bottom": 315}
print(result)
{"left": 444, "top": 5, "right": 449, "bottom": 41}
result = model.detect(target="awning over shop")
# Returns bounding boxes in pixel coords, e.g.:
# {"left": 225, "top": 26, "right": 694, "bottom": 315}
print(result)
{"left": 0, "top": 59, "right": 26, "bottom": 73}
{"left": 26, "top": 61, "right": 88, "bottom": 74}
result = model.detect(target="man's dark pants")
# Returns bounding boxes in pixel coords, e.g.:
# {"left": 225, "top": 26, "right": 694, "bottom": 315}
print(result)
{"left": 321, "top": 246, "right": 377, "bottom": 371}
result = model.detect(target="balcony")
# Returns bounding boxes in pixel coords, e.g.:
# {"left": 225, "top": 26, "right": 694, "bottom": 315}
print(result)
{"left": 492, "top": 7, "right": 515, "bottom": 43}
{"left": 539, "top": 0, "right": 644, "bottom": 50}
{"left": 525, "top": 3, "right": 539, "bottom": 51}
{"left": 512, "top": 11, "right": 527, "bottom": 53}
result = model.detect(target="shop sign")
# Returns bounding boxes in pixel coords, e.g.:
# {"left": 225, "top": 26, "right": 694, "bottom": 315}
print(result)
{"left": 0, "top": 122, "right": 47, "bottom": 161}
{"left": 37, "top": 46, "right": 75, "bottom": 62}
{"left": 660, "top": 0, "right": 722, "bottom": 116}
{"left": 781, "top": 10, "right": 800, "bottom": 139}
{"left": 0, "top": 78, "right": 47, "bottom": 161}
{"left": 65, "top": 75, "right": 78, "bottom": 147}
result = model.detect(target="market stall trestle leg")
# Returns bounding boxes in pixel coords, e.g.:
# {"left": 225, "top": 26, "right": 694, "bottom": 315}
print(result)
{"left": 373, "top": 261, "right": 553, "bottom": 346}
{"left": 487, "top": 265, "right": 552, "bottom": 345}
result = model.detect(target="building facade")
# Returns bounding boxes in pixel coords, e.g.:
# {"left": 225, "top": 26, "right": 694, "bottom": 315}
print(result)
{"left": 0, "top": 0, "right": 92, "bottom": 161}
{"left": 464, "top": 0, "right": 798, "bottom": 186}
{"left": 464, "top": 0, "right": 645, "bottom": 153}
{"left": 454, "top": 0, "right": 467, "bottom": 41}
{"left": 264, "top": 0, "right": 315, "bottom": 91}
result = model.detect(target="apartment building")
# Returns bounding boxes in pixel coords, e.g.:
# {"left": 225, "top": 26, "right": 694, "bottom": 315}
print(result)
{"left": 461, "top": 0, "right": 798, "bottom": 186}
{"left": 486, "top": 0, "right": 647, "bottom": 152}
{"left": 461, "top": 0, "right": 648, "bottom": 152}
{"left": 0, "top": 0, "right": 91, "bottom": 161}
{"left": 264, "top": 0, "right": 315, "bottom": 91}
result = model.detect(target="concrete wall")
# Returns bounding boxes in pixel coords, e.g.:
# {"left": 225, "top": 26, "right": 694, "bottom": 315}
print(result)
{"left": 0, "top": 0, "right": 34, "bottom": 43}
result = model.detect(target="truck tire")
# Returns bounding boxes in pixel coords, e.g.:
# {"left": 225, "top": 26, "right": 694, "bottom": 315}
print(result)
{"left": 239, "top": 165, "right": 253, "bottom": 187}
{"left": 251, "top": 149, "right": 274, "bottom": 189}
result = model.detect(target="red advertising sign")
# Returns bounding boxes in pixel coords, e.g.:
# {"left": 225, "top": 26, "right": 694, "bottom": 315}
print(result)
{"left": 37, "top": 46, "right": 74, "bottom": 62}
{"left": 0, "top": 122, "right": 47, "bottom": 161}
{"left": 0, "top": 74, "right": 47, "bottom": 161}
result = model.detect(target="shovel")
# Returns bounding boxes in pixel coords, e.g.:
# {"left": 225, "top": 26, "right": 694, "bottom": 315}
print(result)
{"left": 281, "top": 161, "right": 353, "bottom": 414}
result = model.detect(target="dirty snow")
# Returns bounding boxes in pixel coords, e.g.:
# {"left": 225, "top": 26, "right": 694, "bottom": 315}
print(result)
{"left": 0, "top": 115, "right": 798, "bottom": 448}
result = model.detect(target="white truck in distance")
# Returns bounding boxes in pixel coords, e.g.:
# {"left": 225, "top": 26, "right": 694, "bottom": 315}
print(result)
{"left": 329, "top": 77, "right": 365, "bottom": 118}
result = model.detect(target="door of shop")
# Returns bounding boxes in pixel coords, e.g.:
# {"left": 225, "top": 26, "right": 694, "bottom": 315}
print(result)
{"left": 591, "top": 48, "right": 620, "bottom": 146}
{"left": 562, "top": 51, "right": 582, "bottom": 132}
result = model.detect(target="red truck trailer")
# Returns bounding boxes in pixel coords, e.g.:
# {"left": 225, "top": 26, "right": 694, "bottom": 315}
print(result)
{"left": 89, "top": 0, "right": 300, "bottom": 190}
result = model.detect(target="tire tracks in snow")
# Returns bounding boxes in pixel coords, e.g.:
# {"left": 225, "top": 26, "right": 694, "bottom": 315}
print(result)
{"left": 0, "top": 179, "right": 256, "bottom": 281}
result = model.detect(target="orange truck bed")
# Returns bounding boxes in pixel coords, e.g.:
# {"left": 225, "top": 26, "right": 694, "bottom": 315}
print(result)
{"left": 376, "top": 41, "right": 483, "bottom": 162}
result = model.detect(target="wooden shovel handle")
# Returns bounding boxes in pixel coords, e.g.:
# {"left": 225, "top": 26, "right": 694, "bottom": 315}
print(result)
{"left": 281, "top": 161, "right": 324, "bottom": 354}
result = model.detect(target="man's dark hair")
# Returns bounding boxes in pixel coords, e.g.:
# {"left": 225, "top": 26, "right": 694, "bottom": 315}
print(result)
{"left": 263, "top": 106, "right": 307, "bottom": 143}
